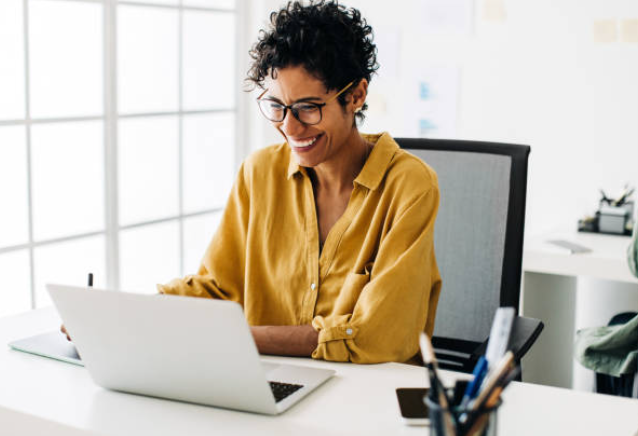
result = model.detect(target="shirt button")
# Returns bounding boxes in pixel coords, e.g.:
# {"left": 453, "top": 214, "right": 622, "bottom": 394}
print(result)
{"left": 311, "top": 283, "right": 316, "bottom": 291}
{"left": 346, "top": 328, "right": 353, "bottom": 335}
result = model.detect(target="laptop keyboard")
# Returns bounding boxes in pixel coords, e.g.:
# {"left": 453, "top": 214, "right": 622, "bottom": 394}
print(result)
{"left": 269, "top": 381, "right": 304, "bottom": 403}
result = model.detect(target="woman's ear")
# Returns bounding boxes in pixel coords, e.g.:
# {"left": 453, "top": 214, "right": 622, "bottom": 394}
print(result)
{"left": 350, "top": 79, "right": 368, "bottom": 112}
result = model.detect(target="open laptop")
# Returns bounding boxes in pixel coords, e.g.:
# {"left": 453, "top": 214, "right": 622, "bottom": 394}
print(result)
{"left": 42, "top": 284, "right": 335, "bottom": 415}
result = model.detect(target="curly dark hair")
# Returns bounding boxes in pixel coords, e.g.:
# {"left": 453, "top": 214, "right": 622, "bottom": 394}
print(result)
{"left": 246, "top": 0, "right": 379, "bottom": 124}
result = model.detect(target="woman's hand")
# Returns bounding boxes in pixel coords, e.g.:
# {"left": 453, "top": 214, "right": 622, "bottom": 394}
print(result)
{"left": 60, "top": 324, "right": 72, "bottom": 342}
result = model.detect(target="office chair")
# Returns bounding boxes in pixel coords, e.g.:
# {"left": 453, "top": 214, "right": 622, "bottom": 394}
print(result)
{"left": 396, "top": 138, "right": 543, "bottom": 375}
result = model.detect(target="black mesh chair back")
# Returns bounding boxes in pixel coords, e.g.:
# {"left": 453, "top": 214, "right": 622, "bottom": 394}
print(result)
{"left": 396, "top": 137, "right": 542, "bottom": 373}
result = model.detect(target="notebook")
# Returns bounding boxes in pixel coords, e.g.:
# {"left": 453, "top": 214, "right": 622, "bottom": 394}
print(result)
{"left": 9, "top": 330, "right": 83, "bottom": 366}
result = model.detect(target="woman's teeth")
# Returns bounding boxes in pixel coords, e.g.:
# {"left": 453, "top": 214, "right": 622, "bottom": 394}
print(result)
{"left": 293, "top": 136, "right": 319, "bottom": 148}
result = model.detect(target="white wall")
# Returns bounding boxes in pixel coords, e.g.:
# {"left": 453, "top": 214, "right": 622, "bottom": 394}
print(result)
{"left": 242, "top": 0, "right": 284, "bottom": 155}
{"left": 242, "top": 0, "right": 638, "bottom": 236}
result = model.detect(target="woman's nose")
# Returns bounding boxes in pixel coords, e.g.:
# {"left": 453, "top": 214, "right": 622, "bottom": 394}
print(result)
{"left": 280, "top": 110, "right": 306, "bottom": 136}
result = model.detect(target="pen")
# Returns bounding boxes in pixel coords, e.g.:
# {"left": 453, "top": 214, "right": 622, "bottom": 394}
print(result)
{"left": 614, "top": 187, "right": 634, "bottom": 207}
{"left": 420, "top": 333, "right": 457, "bottom": 436}
{"left": 468, "top": 351, "right": 515, "bottom": 412}
{"left": 483, "top": 365, "right": 521, "bottom": 408}
{"left": 460, "top": 356, "right": 488, "bottom": 409}
{"left": 460, "top": 352, "right": 515, "bottom": 432}
{"left": 61, "top": 273, "right": 93, "bottom": 343}
{"left": 463, "top": 365, "right": 520, "bottom": 435}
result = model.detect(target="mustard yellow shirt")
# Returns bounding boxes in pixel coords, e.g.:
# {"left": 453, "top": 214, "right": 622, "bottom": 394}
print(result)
{"left": 159, "top": 132, "right": 441, "bottom": 363}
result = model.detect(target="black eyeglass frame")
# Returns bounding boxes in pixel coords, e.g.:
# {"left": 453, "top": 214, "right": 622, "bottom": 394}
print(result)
{"left": 256, "top": 81, "right": 355, "bottom": 125}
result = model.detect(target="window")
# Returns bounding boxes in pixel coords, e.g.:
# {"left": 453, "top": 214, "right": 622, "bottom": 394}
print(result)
{"left": 0, "top": 0, "right": 238, "bottom": 315}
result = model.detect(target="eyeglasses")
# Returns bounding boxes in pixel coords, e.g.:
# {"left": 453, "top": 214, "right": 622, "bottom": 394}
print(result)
{"left": 256, "top": 81, "right": 354, "bottom": 125}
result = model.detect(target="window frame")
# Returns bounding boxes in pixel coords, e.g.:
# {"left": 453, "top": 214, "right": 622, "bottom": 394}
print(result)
{"left": 0, "top": 0, "right": 247, "bottom": 309}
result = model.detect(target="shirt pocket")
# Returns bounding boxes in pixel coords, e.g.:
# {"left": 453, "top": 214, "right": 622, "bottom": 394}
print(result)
{"left": 333, "top": 267, "right": 372, "bottom": 315}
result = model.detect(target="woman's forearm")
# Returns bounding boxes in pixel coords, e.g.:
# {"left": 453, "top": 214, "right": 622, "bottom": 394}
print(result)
{"left": 251, "top": 325, "right": 319, "bottom": 357}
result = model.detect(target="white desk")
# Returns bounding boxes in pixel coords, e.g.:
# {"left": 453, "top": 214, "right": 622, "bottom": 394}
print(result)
{"left": 2, "top": 309, "right": 638, "bottom": 435}
{"left": 522, "top": 231, "right": 638, "bottom": 389}
{"left": 524, "top": 231, "right": 638, "bottom": 284}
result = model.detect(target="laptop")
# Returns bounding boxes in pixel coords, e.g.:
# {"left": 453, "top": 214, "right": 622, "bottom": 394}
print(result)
{"left": 43, "top": 284, "right": 335, "bottom": 415}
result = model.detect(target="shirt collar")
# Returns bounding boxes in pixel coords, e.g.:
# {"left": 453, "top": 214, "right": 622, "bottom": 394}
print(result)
{"left": 354, "top": 132, "right": 398, "bottom": 190}
{"left": 286, "top": 132, "right": 399, "bottom": 191}
{"left": 287, "top": 153, "right": 302, "bottom": 179}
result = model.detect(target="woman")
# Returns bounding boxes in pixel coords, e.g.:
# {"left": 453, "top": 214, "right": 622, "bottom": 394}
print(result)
{"left": 160, "top": 1, "right": 442, "bottom": 363}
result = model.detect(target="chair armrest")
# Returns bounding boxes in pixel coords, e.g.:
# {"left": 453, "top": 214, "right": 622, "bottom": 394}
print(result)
{"left": 471, "top": 316, "right": 544, "bottom": 362}
{"left": 509, "top": 316, "right": 544, "bottom": 361}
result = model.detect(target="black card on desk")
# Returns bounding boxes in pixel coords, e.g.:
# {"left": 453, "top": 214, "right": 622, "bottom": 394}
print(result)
{"left": 396, "top": 388, "right": 430, "bottom": 425}
{"left": 9, "top": 331, "right": 83, "bottom": 366}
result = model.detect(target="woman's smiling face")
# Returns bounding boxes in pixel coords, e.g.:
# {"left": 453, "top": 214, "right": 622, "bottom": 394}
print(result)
{"left": 263, "top": 66, "right": 357, "bottom": 168}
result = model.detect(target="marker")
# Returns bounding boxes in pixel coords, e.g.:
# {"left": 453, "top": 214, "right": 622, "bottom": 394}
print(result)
{"left": 87, "top": 273, "right": 93, "bottom": 288}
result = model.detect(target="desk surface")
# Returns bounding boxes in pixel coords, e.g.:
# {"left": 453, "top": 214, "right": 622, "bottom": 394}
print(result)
{"left": 524, "top": 231, "right": 638, "bottom": 283}
{"left": 2, "top": 308, "right": 638, "bottom": 436}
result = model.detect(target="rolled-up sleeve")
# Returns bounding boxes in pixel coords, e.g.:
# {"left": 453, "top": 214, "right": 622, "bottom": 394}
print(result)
{"left": 157, "top": 163, "right": 250, "bottom": 305}
{"left": 311, "top": 185, "right": 441, "bottom": 363}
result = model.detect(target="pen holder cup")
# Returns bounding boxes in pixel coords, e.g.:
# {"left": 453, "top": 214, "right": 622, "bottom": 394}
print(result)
{"left": 425, "top": 396, "right": 501, "bottom": 436}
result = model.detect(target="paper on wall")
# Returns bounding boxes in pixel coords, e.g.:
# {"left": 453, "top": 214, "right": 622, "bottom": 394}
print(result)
{"left": 419, "top": 0, "right": 474, "bottom": 36}
{"left": 403, "top": 65, "right": 461, "bottom": 139}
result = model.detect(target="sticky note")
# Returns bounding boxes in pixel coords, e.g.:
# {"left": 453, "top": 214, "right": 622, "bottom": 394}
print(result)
{"left": 592, "top": 19, "right": 618, "bottom": 43}
{"left": 365, "top": 92, "right": 387, "bottom": 115}
{"left": 620, "top": 19, "right": 638, "bottom": 43}
{"left": 483, "top": 0, "right": 506, "bottom": 23}
{"left": 366, "top": 91, "right": 388, "bottom": 117}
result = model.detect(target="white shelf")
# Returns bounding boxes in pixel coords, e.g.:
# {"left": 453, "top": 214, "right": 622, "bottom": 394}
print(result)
{"left": 524, "top": 231, "right": 638, "bottom": 284}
